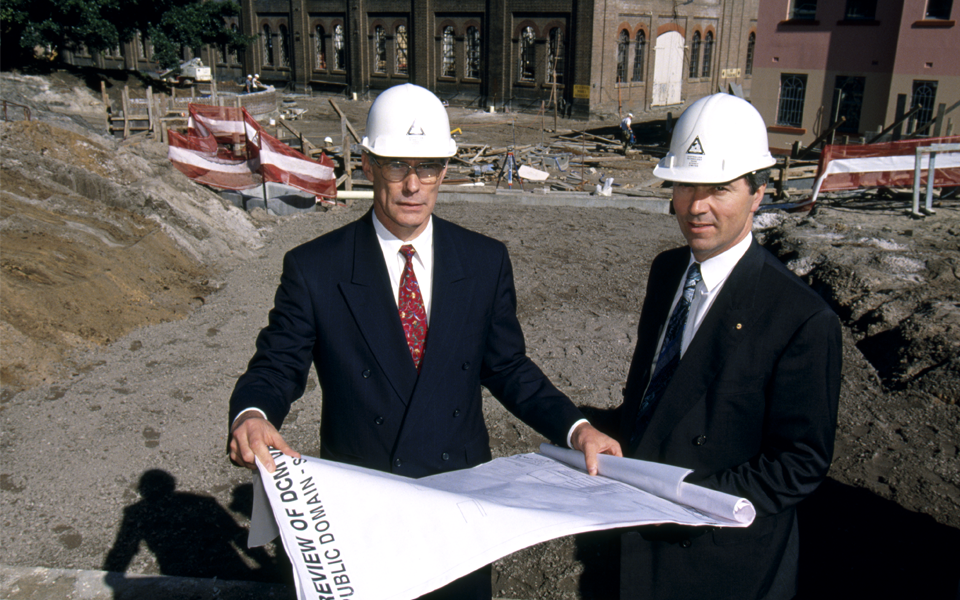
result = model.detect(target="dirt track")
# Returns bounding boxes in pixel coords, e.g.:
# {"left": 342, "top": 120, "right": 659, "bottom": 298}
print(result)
{"left": 1, "top": 70, "right": 959, "bottom": 600}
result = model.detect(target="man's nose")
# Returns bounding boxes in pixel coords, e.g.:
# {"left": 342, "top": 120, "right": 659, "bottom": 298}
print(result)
{"left": 688, "top": 186, "right": 713, "bottom": 211}
{"left": 402, "top": 169, "right": 421, "bottom": 193}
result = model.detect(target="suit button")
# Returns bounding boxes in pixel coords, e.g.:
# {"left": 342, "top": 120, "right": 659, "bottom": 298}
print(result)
{"left": 693, "top": 435, "right": 707, "bottom": 446}
{"left": 461, "top": 362, "right": 470, "bottom": 370}
{"left": 452, "top": 409, "right": 460, "bottom": 417}
{"left": 441, "top": 452, "right": 450, "bottom": 461}
{"left": 394, "top": 458, "right": 402, "bottom": 468}
{"left": 375, "top": 416, "right": 384, "bottom": 425}
{"left": 362, "top": 369, "right": 371, "bottom": 378}
{"left": 680, "top": 539, "right": 692, "bottom": 548}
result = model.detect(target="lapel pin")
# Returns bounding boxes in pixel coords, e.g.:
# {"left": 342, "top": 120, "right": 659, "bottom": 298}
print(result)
{"left": 736, "top": 323, "right": 742, "bottom": 330}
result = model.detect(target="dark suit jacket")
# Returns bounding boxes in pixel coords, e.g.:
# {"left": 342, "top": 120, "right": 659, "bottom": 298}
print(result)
{"left": 618, "top": 240, "right": 842, "bottom": 600}
{"left": 229, "top": 211, "right": 584, "bottom": 479}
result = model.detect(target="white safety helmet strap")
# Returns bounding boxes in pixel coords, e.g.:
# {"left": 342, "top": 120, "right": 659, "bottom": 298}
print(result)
{"left": 360, "top": 84, "right": 457, "bottom": 158}
{"left": 653, "top": 93, "right": 775, "bottom": 184}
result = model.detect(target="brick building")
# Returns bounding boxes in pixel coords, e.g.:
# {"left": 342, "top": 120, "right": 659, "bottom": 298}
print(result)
{"left": 751, "top": 0, "right": 960, "bottom": 151}
{"left": 65, "top": 0, "right": 761, "bottom": 118}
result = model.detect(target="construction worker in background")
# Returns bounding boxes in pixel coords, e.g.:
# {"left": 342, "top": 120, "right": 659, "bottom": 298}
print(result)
{"left": 621, "top": 112, "right": 636, "bottom": 149}
{"left": 614, "top": 93, "right": 841, "bottom": 600}
{"left": 244, "top": 74, "right": 252, "bottom": 94}
{"left": 227, "top": 83, "right": 621, "bottom": 600}
{"left": 251, "top": 73, "right": 265, "bottom": 90}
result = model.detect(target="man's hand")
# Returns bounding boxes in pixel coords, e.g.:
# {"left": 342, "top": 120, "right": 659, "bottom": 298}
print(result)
{"left": 570, "top": 422, "right": 623, "bottom": 476}
{"left": 229, "top": 411, "right": 300, "bottom": 473}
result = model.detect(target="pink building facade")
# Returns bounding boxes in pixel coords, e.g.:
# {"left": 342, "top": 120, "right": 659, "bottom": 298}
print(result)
{"left": 751, "top": 0, "right": 959, "bottom": 151}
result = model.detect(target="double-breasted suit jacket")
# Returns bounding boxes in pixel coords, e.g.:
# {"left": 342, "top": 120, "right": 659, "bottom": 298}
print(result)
{"left": 229, "top": 211, "right": 584, "bottom": 479}
{"left": 618, "top": 240, "right": 842, "bottom": 600}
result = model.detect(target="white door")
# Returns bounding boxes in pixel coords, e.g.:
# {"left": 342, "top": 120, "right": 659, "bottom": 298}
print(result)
{"left": 652, "top": 31, "right": 684, "bottom": 106}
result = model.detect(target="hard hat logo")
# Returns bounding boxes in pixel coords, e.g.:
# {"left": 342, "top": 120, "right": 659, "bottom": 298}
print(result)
{"left": 407, "top": 120, "right": 426, "bottom": 136}
{"left": 686, "top": 137, "right": 705, "bottom": 156}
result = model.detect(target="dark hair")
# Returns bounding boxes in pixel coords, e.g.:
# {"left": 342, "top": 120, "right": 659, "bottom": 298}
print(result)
{"left": 744, "top": 168, "right": 771, "bottom": 194}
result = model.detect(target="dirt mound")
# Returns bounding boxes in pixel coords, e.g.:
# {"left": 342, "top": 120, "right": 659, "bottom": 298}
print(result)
{"left": 0, "top": 74, "right": 264, "bottom": 391}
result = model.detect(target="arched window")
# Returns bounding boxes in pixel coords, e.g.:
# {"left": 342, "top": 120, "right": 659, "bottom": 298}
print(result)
{"left": 632, "top": 30, "right": 645, "bottom": 82}
{"left": 442, "top": 26, "right": 456, "bottom": 78}
{"left": 396, "top": 25, "right": 408, "bottom": 75}
{"left": 745, "top": 32, "right": 755, "bottom": 77}
{"left": 279, "top": 25, "right": 290, "bottom": 68}
{"left": 465, "top": 26, "right": 481, "bottom": 79}
{"left": 547, "top": 28, "right": 563, "bottom": 84}
{"left": 374, "top": 26, "right": 387, "bottom": 73}
{"left": 833, "top": 76, "right": 865, "bottom": 133}
{"left": 689, "top": 32, "right": 700, "bottom": 79}
{"left": 912, "top": 80, "right": 938, "bottom": 129}
{"left": 315, "top": 25, "right": 326, "bottom": 70}
{"left": 519, "top": 26, "right": 536, "bottom": 81}
{"left": 777, "top": 74, "right": 807, "bottom": 127}
{"left": 701, "top": 32, "right": 713, "bottom": 78}
{"left": 262, "top": 24, "right": 274, "bottom": 66}
{"left": 333, "top": 24, "right": 345, "bottom": 70}
{"left": 616, "top": 29, "right": 629, "bottom": 83}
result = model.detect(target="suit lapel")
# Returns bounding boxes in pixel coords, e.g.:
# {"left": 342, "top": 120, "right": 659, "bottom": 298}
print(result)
{"left": 636, "top": 241, "right": 764, "bottom": 454}
{"left": 338, "top": 211, "right": 418, "bottom": 403}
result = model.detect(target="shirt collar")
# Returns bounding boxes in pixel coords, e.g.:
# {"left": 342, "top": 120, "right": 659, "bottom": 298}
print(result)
{"left": 372, "top": 210, "right": 433, "bottom": 260}
{"left": 690, "top": 233, "right": 753, "bottom": 293}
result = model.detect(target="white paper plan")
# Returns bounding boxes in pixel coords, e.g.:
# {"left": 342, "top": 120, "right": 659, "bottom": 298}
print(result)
{"left": 249, "top": 444, "right": 756, "bottom": 600}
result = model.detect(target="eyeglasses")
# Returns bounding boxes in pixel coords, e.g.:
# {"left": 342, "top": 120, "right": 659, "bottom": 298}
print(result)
{"left": 369, "top": 155, "right": 447, "bottom": 183}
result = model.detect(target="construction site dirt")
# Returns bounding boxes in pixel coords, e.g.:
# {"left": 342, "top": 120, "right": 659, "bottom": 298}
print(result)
{"left": 1, "top": 69, "right": 958, "bottom": 600}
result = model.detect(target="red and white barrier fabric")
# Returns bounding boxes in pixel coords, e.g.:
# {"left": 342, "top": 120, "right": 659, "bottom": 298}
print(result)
{"left": 168, "top": 104, "right": 337, "bottom": 200}
{"left": 810, "top": 136, "right": 960, "bottom": 204}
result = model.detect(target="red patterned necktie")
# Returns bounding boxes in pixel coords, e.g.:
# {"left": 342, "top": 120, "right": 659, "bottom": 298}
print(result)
{"left": 398, "top": 244, "right": 428, "bottom": 370}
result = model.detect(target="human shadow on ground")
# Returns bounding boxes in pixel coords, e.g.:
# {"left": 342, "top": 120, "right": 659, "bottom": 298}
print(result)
{"left": 572, "top": 476, "right": 960, "bottom": 599}
{"left": 103, "top": 470, "right": 293, "bottom": 592}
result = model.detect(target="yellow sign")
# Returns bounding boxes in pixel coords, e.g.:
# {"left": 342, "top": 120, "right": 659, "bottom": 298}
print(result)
{"left": 573, "top": 85, "right": 590, "bottom": 99}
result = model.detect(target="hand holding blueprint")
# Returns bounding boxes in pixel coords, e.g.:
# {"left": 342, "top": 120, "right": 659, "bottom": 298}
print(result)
{"left": 249, "top": 444, "right": 755, "bottom": 600}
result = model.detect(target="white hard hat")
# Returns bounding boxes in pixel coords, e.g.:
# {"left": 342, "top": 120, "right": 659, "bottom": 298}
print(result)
{"left": 628, "top": 113, "right": 634, "bottom": 118}
{"left": 247, "top": 74, "right": 252, "bottom": 79}
{"left": 324, "top": 136, "right": 333, "bottom": 144}
{"left": 361, "top": 84, "right": 457, "bottom": 158}
{"left": 653, "top": 93, "right": 775, "bottom": 184}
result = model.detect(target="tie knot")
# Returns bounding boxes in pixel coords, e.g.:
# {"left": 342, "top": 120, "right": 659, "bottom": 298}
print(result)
{"left": 400, "top": 245, "right": 416, "bottom": 260}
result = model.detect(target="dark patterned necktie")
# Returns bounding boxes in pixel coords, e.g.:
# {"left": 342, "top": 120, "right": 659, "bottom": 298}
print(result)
{"left": 398, "top": 244, "right": 428, "bottom": 370}
{"left": 631, "top": 262, "right": 702, "bottom": 445}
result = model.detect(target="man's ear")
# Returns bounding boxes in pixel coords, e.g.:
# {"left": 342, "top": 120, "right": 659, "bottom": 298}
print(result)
{"left": 361, "top": 153, "right": 374, "bottom": 181}
{"left": 750, "top": 183, "right": 766, "bottom": 213}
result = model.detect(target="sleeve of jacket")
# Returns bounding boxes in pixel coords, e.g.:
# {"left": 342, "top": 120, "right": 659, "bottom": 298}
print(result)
{"left": 697, "top": 306, "right": 843, "bottom": 517}
{"left": 228, "top": 249, "right": 317, "bottom": 429}
{"left": 478, "top": 245, "right": 585, "bottom": 446}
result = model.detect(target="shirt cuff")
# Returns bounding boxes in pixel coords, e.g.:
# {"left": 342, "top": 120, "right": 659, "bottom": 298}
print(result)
{"left": 566, "top": 418, "right": 589, "bottom": 449}
{"left": 233, "top": 407, "right": 268, "bottom": 426}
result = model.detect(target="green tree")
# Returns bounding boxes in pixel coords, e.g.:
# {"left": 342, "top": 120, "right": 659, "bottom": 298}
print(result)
{"left": 0, "top": 0, "right": 250, "bottom": 70}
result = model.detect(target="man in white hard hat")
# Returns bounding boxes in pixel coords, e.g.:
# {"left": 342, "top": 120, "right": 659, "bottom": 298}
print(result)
{"left": 615, "top": 93, "right": 841, "bottom": 600}
{"left": 620, "top": 112, "right": 636, "bottom": 149}
{"left": 227, "top": 83, "right": 621, "bottom": 600}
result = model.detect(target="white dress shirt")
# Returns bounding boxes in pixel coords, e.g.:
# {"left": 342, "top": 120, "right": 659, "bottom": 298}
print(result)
{"left": 652, "top": 233, "right": 753, "bottom": 368}
{"left": 371, "top": 211, "right": 434, "bottom": 322}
